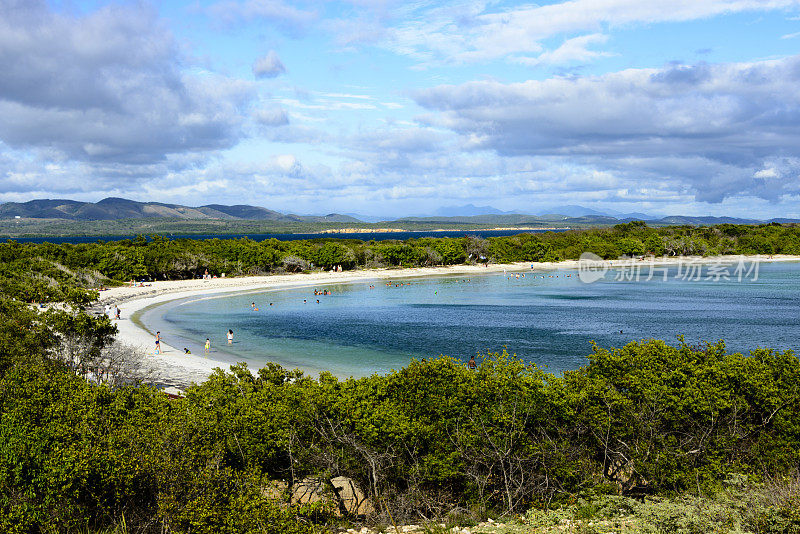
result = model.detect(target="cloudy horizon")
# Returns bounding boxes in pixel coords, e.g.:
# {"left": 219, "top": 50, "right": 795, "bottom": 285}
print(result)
{"left": 1, "top": 0, "right": 800, "bottom": 219}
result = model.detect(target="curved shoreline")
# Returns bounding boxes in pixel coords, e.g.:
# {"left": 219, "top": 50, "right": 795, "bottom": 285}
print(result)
{"left": 99, "top": 262, "right": 543, "bottom": 385}
{"left": 97, "top": 255, "right": 800, "bottom": 386}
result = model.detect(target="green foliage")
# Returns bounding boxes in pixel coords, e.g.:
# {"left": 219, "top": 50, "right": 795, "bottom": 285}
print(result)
{"left": 3, "top": 335, "right": 800, "bottom": 531}
{"left": 4, "top": 223, "right": 800, "bottom": 301}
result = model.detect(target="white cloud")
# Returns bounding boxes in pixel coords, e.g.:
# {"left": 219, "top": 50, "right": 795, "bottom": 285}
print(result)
{"left": 513, "top": 34, "right": 614, "bottom": 66}
{"left": 414, "top": 55, "right": 800, "bottom": 202}
{"left": 755, "top": 168, "right": 779, "bottom": 178}
{"left": 0, "top": 0, "right": 253, "bottom": 188}
{"left": 253, "top": 51, "right": 287, "bottom": 78}
{"left": 386, "top": 0, "right": 800, "bottom": 63}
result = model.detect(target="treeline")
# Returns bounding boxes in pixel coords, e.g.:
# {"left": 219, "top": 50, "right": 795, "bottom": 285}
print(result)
{"left": 4, "top": 222, "right": 800, "bottom": 303}
{"left": 3, "top": 321, "right": 800, "bottom": 532}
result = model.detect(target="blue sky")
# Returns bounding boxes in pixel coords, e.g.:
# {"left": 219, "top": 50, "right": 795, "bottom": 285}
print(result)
{"left": 1, "top": 0, "right": 800, "bottom": 218}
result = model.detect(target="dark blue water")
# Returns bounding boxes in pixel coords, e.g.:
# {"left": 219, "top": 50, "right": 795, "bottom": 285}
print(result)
{"left": 140, "top": 261, "right": 800, "bottom": 378}
{"left": 6, "top": 228, "right": 563, "bottom": 244}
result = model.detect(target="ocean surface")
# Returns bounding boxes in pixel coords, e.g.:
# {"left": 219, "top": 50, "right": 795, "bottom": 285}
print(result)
{"left": 9, "top": 228, "right": 562, "bottom": 244}
{"left": 138, "top": 260, "right": 800, "bottom": 378}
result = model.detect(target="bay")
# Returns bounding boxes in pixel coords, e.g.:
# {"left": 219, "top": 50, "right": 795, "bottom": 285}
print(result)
{"left": 138, "top": 261, "right": 800, "bottom": 378}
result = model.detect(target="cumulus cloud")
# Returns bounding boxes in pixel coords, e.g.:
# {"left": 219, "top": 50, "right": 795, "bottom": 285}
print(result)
{"left": 0, "top": 0, "right": 252, "bottom": 181}
{"left": 414, "top": 55, "right": 800, "bottom": 202}
{"left": 252, "top": 51, "right": 287, "bottom": 78}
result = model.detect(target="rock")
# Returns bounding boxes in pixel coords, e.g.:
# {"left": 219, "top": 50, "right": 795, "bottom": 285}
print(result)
{"left": 260, "top": 480, "right": 287, "bottom": 500}
{"left": 291, "top": 477, "right": 331, "bottom": 507}
{"left": 331, "top": 476, "right": 375, "bottom": 516}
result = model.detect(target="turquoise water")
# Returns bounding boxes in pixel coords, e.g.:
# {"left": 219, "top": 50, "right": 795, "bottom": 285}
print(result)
{"left": 139, "top": 261, "right": 800, "bottom": 378}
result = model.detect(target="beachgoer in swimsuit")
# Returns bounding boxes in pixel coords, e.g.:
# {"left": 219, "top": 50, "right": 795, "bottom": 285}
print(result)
{"left": 227, "top": 329, "right": 233, "bottom": 344}
{"left": 205, "top": 338, "right": 210, "bottom": 354}
{"left": 155, "top": 331, "right": 161, "bottom": 354}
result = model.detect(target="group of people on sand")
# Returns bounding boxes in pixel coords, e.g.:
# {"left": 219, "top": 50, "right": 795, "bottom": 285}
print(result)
{"left": 152, "top": 328, "right": 234, "bottom": 357}
{"left": 104, "top": 304, "right": 121, "bottom": 320}
{"left": 201, "top": 268, "right": 224, "bottom": 281}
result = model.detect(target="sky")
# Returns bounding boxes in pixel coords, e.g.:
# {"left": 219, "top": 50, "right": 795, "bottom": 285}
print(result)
{"left": 1, "top": 0, "right": 800, "bottom": 218}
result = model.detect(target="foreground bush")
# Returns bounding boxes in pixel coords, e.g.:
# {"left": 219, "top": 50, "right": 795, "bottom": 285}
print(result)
{"left": 2, "top": 334, "right": 800, "bottom": 532}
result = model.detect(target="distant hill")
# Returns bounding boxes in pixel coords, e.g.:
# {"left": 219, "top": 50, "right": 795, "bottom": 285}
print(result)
{"left": 387, "top": 213, "right": 800, "bottom": 227}
{"left": 655, "top": 215, "right": 762, "bottom": 225}
{"left": 0, "top": 198, "right": 361, "bottom": 224}
{"left": 2, "top": 197, "right": 799, "bottom": 230}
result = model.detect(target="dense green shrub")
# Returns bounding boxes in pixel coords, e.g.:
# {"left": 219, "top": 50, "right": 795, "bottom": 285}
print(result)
{"left": 5, "top": 223, "right": 800, "bottom": 303}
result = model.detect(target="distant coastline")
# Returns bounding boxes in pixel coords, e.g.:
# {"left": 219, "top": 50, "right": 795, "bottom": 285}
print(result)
{"left": 315, "top": 226, "right": 566, "bottom": 234}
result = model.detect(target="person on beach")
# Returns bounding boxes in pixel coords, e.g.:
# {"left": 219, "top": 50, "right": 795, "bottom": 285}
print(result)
{"left": 227, "top": 329, "right": 233, "bottom": 344}
{"left": 114, "top": 306, "right": 121, "bottom": 320}
{"left": 155, "top": 331, "right": 161, "bottom": 354}
{"left": 468, "top": 355, "right": 477, "bottom": 370}
{"left": 183, "top": 348, "right": 191, "bottom": 354}
{"left": 204, "top": 338, "right": 211, "bottom": 354}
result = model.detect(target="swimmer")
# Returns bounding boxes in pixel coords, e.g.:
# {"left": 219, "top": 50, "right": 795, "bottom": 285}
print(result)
{"left": 227, "top": 329, "right": 233, "bottom": 344}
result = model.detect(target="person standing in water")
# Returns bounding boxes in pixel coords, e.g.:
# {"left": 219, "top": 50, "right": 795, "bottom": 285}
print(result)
{"left": 155, "top": 331, "right": 161, "bottom": 354}
{"left": 227, "top": 329, "right": 233, "bottom": 344}
{"left": 204, "top": 338, "right": 211, "bottom": 354}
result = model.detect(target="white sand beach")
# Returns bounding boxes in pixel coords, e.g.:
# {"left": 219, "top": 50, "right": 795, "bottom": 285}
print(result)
{"left": 97, "top": 255, "right": 800, "bottom": 386}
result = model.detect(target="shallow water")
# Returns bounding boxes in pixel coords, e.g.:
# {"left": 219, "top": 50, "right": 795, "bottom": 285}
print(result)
{"left": 139, "top": 261, "right": 800, "bottom": 378}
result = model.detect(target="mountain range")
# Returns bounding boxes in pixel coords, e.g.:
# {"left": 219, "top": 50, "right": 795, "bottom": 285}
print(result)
{"left": 0, "top": 198, "right": 797, "bottom": 227}
{"left": 0, "top": 198, "right": 360, "bottom": 224}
